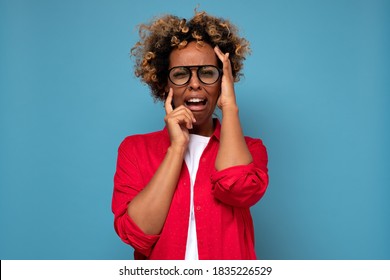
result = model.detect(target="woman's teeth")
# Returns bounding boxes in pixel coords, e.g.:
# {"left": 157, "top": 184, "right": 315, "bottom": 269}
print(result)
{"left": 185, "top": 98, "right": 206, "bottom": 105}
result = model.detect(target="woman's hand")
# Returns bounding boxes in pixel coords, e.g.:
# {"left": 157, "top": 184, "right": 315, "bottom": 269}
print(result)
{"left": 164, "top": 88, "right": 196, "bottom": 149}
{"left": 214, "top": 46, "right": 237, "bottom": 110}
{"left": 126, "top": 88, "right": 195, "bottom": 235}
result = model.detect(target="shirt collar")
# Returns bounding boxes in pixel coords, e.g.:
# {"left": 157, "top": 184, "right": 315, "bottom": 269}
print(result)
{"left": 211, "top": 118, "right": 221, "bottom": 141}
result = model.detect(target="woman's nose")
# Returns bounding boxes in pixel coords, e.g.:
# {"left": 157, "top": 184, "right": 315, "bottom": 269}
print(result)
{"left": 187, "top": 69, "right": 201, "bottom": 90}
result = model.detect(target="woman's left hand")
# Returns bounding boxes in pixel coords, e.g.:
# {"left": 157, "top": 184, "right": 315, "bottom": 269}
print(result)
{"left": 214, "top": 45, "right": 237, "bottom": 110}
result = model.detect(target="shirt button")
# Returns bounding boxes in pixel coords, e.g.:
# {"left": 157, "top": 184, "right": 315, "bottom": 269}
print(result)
{"left": 196, "top": 206, "right": 201, "bottom": 211}
{"left": 201, "top": 158, "right": 206, "bottom": 162}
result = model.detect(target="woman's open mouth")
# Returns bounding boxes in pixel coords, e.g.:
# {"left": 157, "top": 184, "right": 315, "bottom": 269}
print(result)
{"left": 185, "top": 97, "right": 208, "bottom": 111}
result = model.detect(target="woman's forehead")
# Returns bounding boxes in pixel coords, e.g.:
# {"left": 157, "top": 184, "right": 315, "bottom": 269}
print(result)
{"left": 169, "top": 41, "right": 218, "bottom": 67}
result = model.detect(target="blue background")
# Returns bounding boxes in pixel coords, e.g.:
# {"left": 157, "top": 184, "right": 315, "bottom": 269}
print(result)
{"left": 0, "top": 0, "right": 389, "bottom": 260}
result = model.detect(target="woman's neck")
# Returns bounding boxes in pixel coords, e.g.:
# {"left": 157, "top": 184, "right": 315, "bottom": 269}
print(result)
{"left": 189, "top": 118, "right": 215, "bottom": 137}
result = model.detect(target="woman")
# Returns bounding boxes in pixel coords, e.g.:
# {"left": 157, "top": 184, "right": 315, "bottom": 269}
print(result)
{"left": 112, "top": 11, "right": 269, "bottom": 260}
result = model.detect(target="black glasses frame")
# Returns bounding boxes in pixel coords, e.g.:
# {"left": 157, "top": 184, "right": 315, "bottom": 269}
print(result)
{"left": 168, "top": 65, "right": 222, "bottom": 86}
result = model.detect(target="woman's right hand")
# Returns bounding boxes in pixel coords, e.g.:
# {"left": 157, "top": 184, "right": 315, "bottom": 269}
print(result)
{"left": 126, "top": 88, "right": 196, "bottom": 235}
{"left": 164, "top": 88, "right": 196, "bottom": 150}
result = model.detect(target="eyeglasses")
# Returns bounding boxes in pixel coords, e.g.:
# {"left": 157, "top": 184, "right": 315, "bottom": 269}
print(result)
{"left": 168, "top": 65, "right": 222, "bottom": 86}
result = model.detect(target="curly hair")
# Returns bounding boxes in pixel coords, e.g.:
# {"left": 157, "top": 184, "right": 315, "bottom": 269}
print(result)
{"left": 131, "top": 10, "right": 251, "bottom": 101}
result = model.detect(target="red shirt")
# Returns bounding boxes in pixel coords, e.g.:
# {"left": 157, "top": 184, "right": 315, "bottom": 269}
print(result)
{"left": 112, "top": 120, "right": 269, "bottom": 259}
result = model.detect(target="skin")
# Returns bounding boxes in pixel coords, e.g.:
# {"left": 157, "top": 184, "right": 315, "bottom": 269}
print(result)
{"left": 127, "top": 41, "right": 253, "bottom": 235}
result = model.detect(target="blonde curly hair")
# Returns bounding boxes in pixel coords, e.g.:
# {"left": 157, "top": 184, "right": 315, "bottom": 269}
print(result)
{"left": 131, "top": 10, "right": 251, "bottom": 101}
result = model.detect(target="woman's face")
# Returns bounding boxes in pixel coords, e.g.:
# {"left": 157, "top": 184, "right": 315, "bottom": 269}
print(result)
{"left": 166, "top": 41, "right": 221, "bottom": 132}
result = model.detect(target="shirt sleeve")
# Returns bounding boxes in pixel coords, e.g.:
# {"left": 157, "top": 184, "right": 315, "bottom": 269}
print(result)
{"left": 210, "top": 138, "right": 269, "bottom": 208}
{"left": 111, "top": 138, "right": 160, "bottom": 257}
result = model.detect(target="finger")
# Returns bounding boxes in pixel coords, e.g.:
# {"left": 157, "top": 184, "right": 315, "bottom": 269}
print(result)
{"left": 170, "top": 106, "right": 195, "bottom": 129}
{"left": 184, "top": 115, "right": 193, "bottom": 130}
{"left": 214, "top": 45, "right": 223, "bottom": 59}
{"left": 167, "top": 112, "right": 193, "bottom": 130}
{"left": 214, "top": 45, "right": 229, "bottom": 63}
{"left": 172, "top": 105, "right": 196, "bottom": 123}
{"left": 164, "top": 88, "right": 174, "bottom": 114}
{"left": 214, "top": 46, "right": 233, "bottom": 77}
{"left": 182, "top": 106, "right": 197, "bottom": 123}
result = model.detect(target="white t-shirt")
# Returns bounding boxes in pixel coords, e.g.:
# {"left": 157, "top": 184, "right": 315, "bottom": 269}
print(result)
{"left": 184, "top": 134, "right": 210, "bottom": 260}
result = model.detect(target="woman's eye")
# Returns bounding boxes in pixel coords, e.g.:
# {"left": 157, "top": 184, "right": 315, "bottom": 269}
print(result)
{"left": 172, "top": 68, "right": 189, "bottom": 78}
{"left": 173, "top": 72, "right": 187, "bottom": 78}
{"left": 200, "top": 68, "right": 217, "bottom": 77}
{"left": 200, "top": 70, "right": 214, "bottom": 76}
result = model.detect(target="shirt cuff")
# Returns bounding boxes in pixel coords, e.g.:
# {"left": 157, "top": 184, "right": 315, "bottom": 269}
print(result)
{"left": 115, "top": 209, "right": 160, "bottom": 258}
{"left": 210, "top": 162, "right": 267, "bottom": 207}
